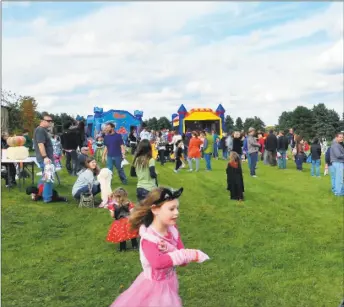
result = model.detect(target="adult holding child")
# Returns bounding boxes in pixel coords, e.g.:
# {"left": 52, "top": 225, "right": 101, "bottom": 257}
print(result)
{"left": 33, "top": 114, "right": 55, "bottom": 203}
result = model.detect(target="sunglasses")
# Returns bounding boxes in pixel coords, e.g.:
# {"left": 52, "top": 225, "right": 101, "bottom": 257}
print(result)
{"left": 44, "top": 119, "right": 54, "bottom": 123}
{"left": 154, "top": 187, "right": 183, "bottom": 205}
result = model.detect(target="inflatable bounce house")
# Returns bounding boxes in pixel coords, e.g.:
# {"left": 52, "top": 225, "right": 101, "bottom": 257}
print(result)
{"left": 86, "top": 107, "right": 143, "bottom": 141}
{"left": 172, "top": 104, "right": 226, "bottom": 136}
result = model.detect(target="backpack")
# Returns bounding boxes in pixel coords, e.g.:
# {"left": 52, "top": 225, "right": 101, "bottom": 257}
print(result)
{"left": 78, "top": 184, "right": 94, "bottom": 208}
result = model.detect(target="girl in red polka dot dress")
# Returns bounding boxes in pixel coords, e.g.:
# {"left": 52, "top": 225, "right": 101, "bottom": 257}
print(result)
{"left": 106, "top": 188, "right": 139, "bottom": 251}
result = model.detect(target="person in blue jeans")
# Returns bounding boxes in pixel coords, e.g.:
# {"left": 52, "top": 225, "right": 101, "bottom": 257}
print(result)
{"left": 294, "top": 136, "right": 305, "bottom": 171}
{"left": 247, "top": 127, "right": 261, "bottom": 177}
{"left": 277, "top": 130, "right": 289, "bottom": 169}
{"left": 203, "top": 131, "right": 214, "bottom": 171}
{"left": 33, "top": 115, "right": 55, "bottom": 203}
{"left": 325, "top": 147, "right": 335, "bottom": 193}
{"left": 310, "top": 138, "right": 321, "bottom": 177}
{"left": 330, "top": 132, "right": 344, "bottom": 196}
{"left": 102, "top": 122, "right": 127, "bottom": 185}
{"left": 72, "top": 157, "right": 101, "bottom": 199}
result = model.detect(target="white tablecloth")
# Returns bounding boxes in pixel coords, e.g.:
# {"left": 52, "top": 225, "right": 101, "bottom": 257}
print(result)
{"left": 1, "top": 157, "right": 40, "bottom": 168}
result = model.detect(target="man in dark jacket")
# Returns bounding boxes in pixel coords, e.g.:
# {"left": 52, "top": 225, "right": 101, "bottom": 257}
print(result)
{"left": 265, "top": 129, "right": 278, "bottom": 166}
{"left": 310, "top": 138, "right": 321, "bottom": 177}
{"left": 277, "top": 130, "right": 289, "bottom": 169}
{"left": 60, "top": 121, "right": 82, "bottom": 176}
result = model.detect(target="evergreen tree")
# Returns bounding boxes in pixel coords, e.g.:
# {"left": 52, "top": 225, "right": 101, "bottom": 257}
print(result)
{"left": 224, "top": 115, "right": 234, "bottom": 132}
{"left": 235, "top": 117, "right": 243, "bottom": 131}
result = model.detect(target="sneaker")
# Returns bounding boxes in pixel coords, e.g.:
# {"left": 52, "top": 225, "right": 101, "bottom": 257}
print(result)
{"left": 188, "top": 169, "right": 193, "bottom": 172}
{"left": 252, "top": 175, "right": 257, "bottom": 178}
{"left": 98, "top": 202, "right": 106, "bottom": 208}
{"left": 173, "top": 170, "right": 178, "bottom": 173}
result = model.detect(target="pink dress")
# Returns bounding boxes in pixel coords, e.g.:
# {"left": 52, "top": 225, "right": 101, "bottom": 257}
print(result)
{"left": 109, "top": 225, "right": 185, "bottom": 307}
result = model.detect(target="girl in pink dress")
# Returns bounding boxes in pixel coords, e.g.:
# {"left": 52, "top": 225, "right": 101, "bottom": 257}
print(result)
{"left": 109, "top": 187, "right": 210, "bottom": 307}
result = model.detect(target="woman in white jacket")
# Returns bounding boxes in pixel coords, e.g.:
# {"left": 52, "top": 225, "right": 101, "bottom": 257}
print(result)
{"left": 72, "top": 157, "right": 101, "bottom": 199}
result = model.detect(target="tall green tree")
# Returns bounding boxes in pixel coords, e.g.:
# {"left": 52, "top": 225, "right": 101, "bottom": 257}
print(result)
{"left": 339, "top": 113, "right": 344, "bottom": 133}
{"left": 224, "top": 115, "right": 234, "bottom": 132}
{"left": 278, "top": 111, "right": 294, "bottom": 131}
{"left": 1, "top": 90, "right": 23, "bottom": 134}
{"left": 243, "top": 116, "right": 265, "bottom": 132}
{"left": 312, "top": 103, "right": 340, "bottom": 140}
{"left": 292, "top": 106, "right": 313, "bottom": 140}
{"left": 157, "top": 117, "right": 172, "bottom": 130}
{"left": 235, "top": 117, "right": 243, "bottom": 131}
{"left": 20, "top": 96, "right": 38, "bottom": 137}
{"left": 147, "top": 117, "right": 159, "bottom": 130}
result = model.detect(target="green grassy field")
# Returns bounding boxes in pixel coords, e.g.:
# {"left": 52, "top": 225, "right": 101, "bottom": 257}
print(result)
{"left": 1, "top": 155, "right": 342, "bottom": 307}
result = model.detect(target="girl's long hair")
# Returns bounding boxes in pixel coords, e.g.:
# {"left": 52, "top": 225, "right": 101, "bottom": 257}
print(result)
{"left": 129, "top": 187, "right": 165, "bottom": 230}
{"left": 228, "top": 151, "right": 241, "bottom": 168}
{"left": 133, "top": 139, "right": 152, "bottom": 169}
{"left": 85, "top": 157, "right": 100, "bottom": 176}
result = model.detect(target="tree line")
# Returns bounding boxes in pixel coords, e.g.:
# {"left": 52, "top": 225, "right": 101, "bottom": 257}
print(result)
{"left": 223, "top": 103, "right": 343, "bottom": 141}
{"left": 1, "top": 90, "right": 76, "bottom": 137}
{"left": 2, "top": 89, "right": 342, "bottom": 141}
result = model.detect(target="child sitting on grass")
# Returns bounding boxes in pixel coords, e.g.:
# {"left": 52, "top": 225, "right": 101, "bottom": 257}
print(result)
{"left": 106, "top": 187, "right": 138, "bottom": 252}
{"left": 226, "top": 151, "right": 244, "bottom": 201}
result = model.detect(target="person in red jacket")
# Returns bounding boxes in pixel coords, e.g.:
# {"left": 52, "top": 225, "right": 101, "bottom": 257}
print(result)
{"left": 258, "top": 133, "right": 265, "bottom": 161}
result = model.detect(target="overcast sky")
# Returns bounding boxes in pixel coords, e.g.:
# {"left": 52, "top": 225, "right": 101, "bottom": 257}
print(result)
{"left": 2, "top": 1, "right": 343, "bottom": 125}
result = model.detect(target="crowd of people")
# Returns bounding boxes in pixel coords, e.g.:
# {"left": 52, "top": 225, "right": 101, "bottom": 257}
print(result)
{"left": 1, "top": 113, "right": 344, "bottom": 306}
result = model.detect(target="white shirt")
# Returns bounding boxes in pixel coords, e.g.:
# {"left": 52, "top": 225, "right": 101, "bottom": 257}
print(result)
{"left": 171, "top": 135, "right": 182, "bottom": 145}
{"left": 140, "top": 130, "right": 151, "bottom": 141}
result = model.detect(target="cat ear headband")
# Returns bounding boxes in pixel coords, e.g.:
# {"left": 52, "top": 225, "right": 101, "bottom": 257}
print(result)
{"left": 154, "top": 187, "right": 183, "bottom": 205}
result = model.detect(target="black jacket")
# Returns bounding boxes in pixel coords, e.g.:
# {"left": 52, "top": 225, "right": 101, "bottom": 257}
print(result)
{"left": 232, "top": 138, "right": 243, "bottom": 155}
{"left": 220, "top": 137, "right": 227, "bottom": 150}
{"left": 226, "top": 162, "right": 244, "bottom": 200}
{"left": 311, "top": 144, "right": 321, "bottom": 160}
{"left": 265, "top": 133, "right": 278, "bottom": 151}
{"left": 61, "top": 129, "right": 82, "bottom": 150}
{"left": 277, "top": 135, "right": 289, "bottom": 151}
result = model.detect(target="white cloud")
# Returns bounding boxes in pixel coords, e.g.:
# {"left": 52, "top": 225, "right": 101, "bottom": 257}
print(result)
{"left": 2, "top": 1, "right": 31, "bottom": 9}
{"left": 2, "top": 2, "right": 343, "bottom": 125}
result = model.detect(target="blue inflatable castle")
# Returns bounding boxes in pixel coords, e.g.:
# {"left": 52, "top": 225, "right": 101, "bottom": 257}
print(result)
{"left": 86, "top": 107, "right": 143, "bottom": 141}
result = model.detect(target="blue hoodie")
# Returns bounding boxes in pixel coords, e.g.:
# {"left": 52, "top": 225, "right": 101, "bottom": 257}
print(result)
{"left": 243, "top": 137, "right": 248, "bottom": 153}
{"left": 325, "top": 147, "right": 331, "bottom": 166}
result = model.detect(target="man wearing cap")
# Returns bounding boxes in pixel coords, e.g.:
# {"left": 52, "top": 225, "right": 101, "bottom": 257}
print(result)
{"left": 247, "top": 127, "right": 261, "bottom": 177}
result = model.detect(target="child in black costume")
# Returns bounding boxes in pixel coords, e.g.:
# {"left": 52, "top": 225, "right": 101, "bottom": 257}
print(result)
{"left": 226, "top": 151, "right": 244, "bottom": 201}
{"left": 174, "top": 140, "right": 183, "bottom": 173}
